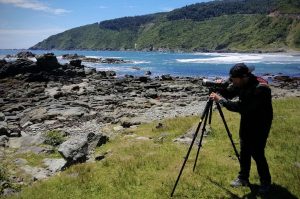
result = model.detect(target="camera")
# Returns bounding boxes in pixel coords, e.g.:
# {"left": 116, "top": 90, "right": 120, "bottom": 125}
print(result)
{"left": 202, "top": 79, "right": 229, "bottom": 91}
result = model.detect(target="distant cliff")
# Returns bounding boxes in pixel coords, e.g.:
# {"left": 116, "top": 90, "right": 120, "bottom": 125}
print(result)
{"left": 30, "top": 0, "right": 300, "bottom": 52}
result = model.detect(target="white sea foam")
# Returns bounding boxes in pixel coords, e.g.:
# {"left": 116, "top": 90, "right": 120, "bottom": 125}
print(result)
{"left": 3, "top": 57, "right": 18, "bottom": 62}
{"left": 177, "top": 54, "right": 264, "bottom": 64}
{"left": 90, "top": 56, "right": 125, "bottom": 59}
{"left": 85, "top": 56, "right": 103, "bottom": 59}
{"left": 132, "top": 60, "right": 151, "bottom": 64}
{"left": 28, "top": 57, "right": 37, "bottom": 62}
{"left": 183, "top": 53, "right": 300, "bottom": 64}
{"left": 87, "top": 64, "right": 138, "bottom": 72}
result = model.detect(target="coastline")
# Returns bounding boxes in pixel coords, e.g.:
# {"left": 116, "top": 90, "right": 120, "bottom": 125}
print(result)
{"left": 0, "top": 52, "right": 299, "bottom": 196}
{"left": 1, "top": 49, "right": 300, "bottom": 79}
{"left": 2, "top": 47, "right": 300, "bottom": 54}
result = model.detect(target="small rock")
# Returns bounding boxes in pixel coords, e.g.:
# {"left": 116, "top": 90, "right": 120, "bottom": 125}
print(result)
{"left": 43, "top": 158, "right": 67, "bottom": 172}
{"left": 161, "top": 74, "right": 173, "bottom": 81}
{"left": 21, "top": 165, "right": 50, "bottom": 181}
{"left": 135, "top": 136, "right": 150, "bottom": 141}
{"left": 113, "top": 125, "right": 124, "bottom": 131}
{"left": 0, "top": 112, "right": 5, "bottom": 121}
{"left": 14, "top": 158, "right": 28, "bottom": 165}
{"left": 2, "top": 188, "right": 17, "bottom": 196}
{"left": 120, "top": 117, "right": 141, "bottom": 128}
{"left": 0, "top": 121, "right": 8, "bottom": 136}
{"left": 0, "top": 135, "right": 9, "bottom": 147}
{"left": 156, "top": 123, "right": 163, "bottom": 129}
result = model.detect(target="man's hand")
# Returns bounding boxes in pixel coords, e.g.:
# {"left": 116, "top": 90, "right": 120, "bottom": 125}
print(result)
{"left": 209, "top": 92, "right": 222, "bottom": 102}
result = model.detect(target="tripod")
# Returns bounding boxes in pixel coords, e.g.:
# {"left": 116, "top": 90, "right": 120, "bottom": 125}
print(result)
{"left": 170, "top": 98, "right": 240, "bottom": 197}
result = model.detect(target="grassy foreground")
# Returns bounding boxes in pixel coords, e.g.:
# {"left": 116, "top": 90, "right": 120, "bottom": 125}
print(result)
{"left": 5, "top": 97, "right": 300, "bottom": 199}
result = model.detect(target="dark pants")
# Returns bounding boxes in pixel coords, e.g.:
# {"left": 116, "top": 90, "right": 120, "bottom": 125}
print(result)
{"left": 238, "top": 136, "right": 271, "bottom": 185}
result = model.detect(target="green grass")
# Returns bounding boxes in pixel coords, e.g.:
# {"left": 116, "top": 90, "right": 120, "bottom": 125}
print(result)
{"left": 4, "top": 97, "right": 300, "bottom": 199}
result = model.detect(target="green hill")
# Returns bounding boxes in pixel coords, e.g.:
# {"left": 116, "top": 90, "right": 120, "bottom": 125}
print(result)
{"left": 30, "top": 0, "right": 300, "bottom": 52}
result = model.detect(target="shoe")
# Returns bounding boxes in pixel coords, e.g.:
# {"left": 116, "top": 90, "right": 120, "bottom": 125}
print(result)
{"left": 258, "top": 184, "right": 271, "bottom": 194}
{"left": 230, "top": 178, "right": 250, "bottom": 187}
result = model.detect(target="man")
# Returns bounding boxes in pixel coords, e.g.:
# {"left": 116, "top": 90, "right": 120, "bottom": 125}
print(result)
{"left": 209, "top": 63, "right": 273, "bottom": 194}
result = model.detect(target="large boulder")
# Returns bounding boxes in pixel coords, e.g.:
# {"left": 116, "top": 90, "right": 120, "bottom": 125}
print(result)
{"left": 0, "top": 59, "right": 7, "bottom": 67}
{"left": 36, "top": 53, "right": 60, "bottom": 71}
{"left": 58, "top": 132, "right": 108, "bottom": 165}
{"left": 58, "top": 137, "right": 89, "bottom": 163}
{"left": 0, "top": 59, "right": 35, "bottom": 78}
{"left": 0, "top": 53, "right": 86, "bottom": 80}
{"left": 69, "top": 59, "right": 82, "bottom": 68}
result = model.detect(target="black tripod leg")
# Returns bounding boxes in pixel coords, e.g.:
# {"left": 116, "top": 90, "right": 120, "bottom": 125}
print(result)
{"left": 209, "top": 102, "right": 213, "bottom": 125}
{"left": 215, "top": 102, "right": 240, "bottom": 163}
{"left": 170, "top": 100, "right": 212, "bottom": 197}
{"left": 193, "top": 102, "right": 211, "bottom": 172}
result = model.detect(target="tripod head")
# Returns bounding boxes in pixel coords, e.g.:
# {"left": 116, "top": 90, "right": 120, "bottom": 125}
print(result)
{"left": 202, "top": 78, "right": 230, "bottom": 93}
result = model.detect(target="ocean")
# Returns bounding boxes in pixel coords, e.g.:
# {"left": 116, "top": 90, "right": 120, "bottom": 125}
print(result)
{"left": 1, "top": 49, "right": 300, "bottom": 78}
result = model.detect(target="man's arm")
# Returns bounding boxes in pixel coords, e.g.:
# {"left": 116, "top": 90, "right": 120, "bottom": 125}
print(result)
{"left": 209, "top": 92, "right": 240, "bottom": 112}
{"left": 219, "top": 98, "right": 241, "bottom": 112}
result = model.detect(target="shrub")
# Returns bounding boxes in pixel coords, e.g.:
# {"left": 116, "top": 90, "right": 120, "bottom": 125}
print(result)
{"left": 44, "top": 130, "right": 66, "bottom": 146}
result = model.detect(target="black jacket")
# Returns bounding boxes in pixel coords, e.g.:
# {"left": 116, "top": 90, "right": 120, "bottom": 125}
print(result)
{"left": 219, "top": 75, "right": 273, "bottom": 140}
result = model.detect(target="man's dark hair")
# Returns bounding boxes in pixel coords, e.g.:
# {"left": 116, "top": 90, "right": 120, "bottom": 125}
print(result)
{"left": 229, "top": 63, "right": 253, "bottom": 78}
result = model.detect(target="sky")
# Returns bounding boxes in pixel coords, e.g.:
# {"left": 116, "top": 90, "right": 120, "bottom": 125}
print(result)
{"left": 0, "top": 0, "right": 212, "bottom": 49}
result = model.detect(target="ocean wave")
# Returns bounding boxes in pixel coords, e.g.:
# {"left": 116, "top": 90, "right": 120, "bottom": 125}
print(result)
{"left": 132, "top": 60, "right": 151, "bottom": 64}
{"left": 192, "top": 52, "right": 296, "bottom": 58}
{"left": 89, "top": 65, "right": 138, "bottom": 72}
{"left": 3, "top": 57, "right": 18, "bottom": 62}
{"left": 177, "top": 53, "right": 300, "bottom": 64}
{"left": 176, "top": 56, "right": 263, "bottom": 64}
{"left": 85, "top": 55, "right": 102, "bottom": 59}
{"left": 86, "top": 55, "right": 124, "bottom": 59}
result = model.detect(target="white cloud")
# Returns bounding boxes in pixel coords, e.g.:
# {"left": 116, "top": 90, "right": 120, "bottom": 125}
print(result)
{"left": 99, "top": 6, "right": 108, "bottom": 9}
{"left": 0, "top": 0, "right": 70, "bottom": 15}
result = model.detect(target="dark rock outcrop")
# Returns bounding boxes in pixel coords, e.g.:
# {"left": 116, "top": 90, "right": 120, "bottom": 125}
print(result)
{"left": 36, "top": 53, "right": 60, "bottom": 70}
{"left": 61, "top": 53, "right": 130, "bottom": 64}
{"left": 16, "top": 51, "right": 36, "bottom": 58}
{"left": 0, "top": 59, "right": 35, "bottom": 78}
{"left": 0, "top": 53, "right": 86, "bottom": 81}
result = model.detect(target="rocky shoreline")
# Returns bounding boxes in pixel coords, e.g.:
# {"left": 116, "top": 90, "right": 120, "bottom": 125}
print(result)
{"left": 0, "top": 52, "right": 299, "bottom": 195}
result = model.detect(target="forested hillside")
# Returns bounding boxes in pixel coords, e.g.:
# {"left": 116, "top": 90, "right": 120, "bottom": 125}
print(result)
{"left": 30, "top": 0, "right": 300, "bottom": 52}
